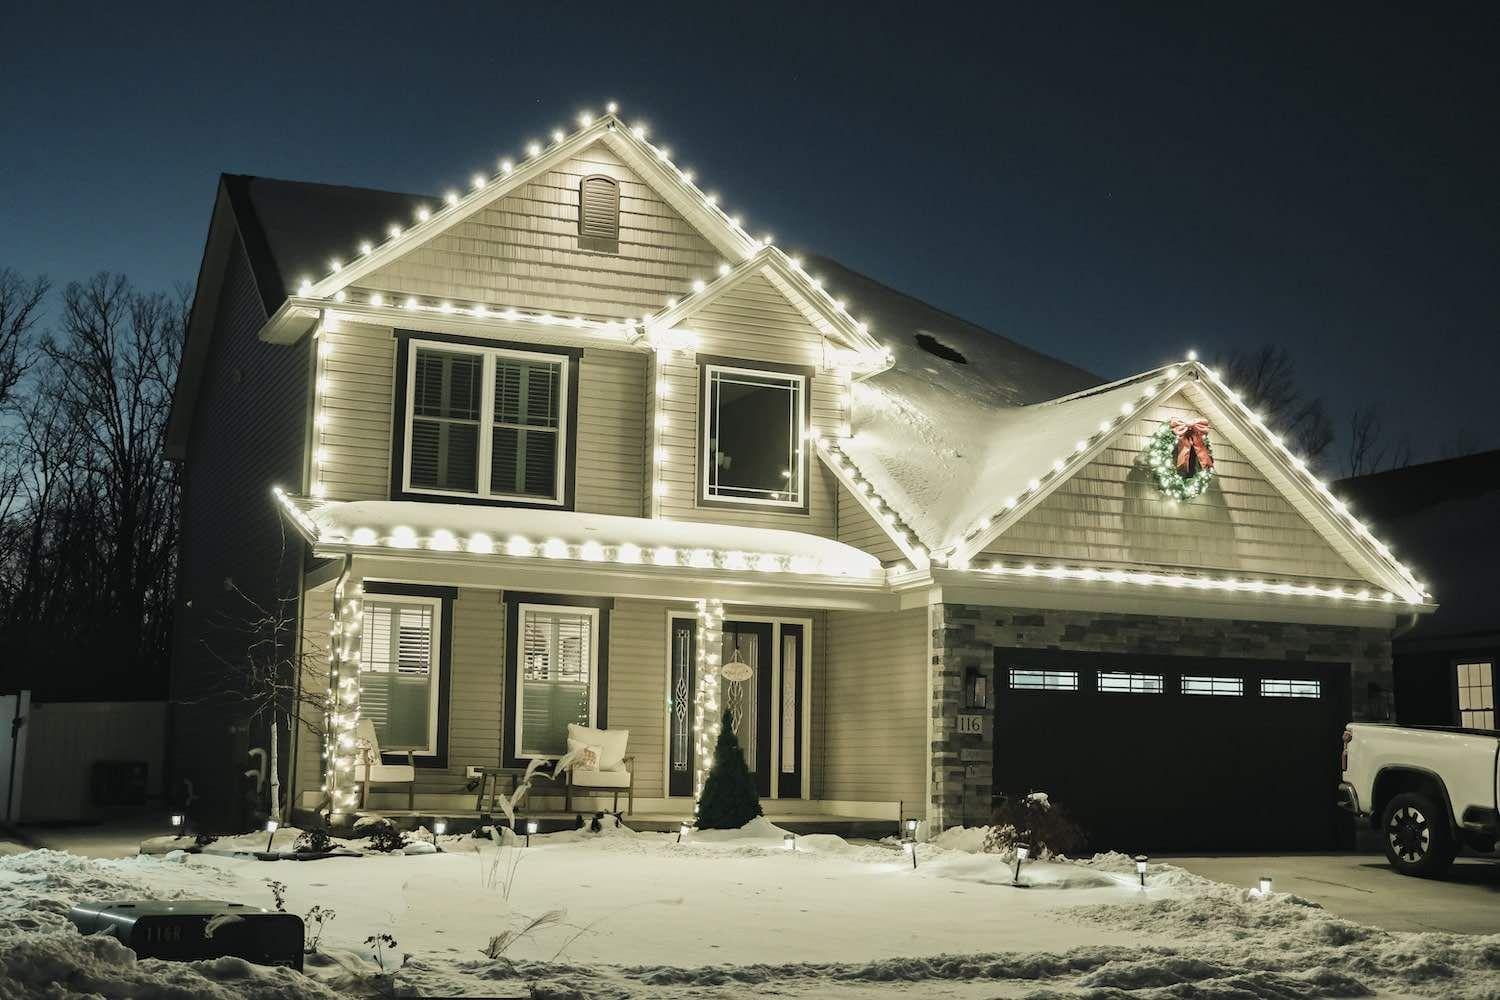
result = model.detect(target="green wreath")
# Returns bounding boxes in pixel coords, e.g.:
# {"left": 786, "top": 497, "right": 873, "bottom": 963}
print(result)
{"left": 1145, "top": 424, "right": 1214, "bottom": 500}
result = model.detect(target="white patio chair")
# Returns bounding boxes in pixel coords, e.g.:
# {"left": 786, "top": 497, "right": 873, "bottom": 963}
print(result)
{"left": 355, "top": 718, "right": 416, "bottom": 810}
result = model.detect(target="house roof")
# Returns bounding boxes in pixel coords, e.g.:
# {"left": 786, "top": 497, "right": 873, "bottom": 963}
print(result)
{"left": 1336, "top": 451, "right": 1500, "bottom": 640}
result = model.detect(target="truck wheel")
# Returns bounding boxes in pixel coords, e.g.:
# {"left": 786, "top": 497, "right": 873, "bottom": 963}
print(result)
{"left": 1382, "top": 792, "right": 1456, "bottom": 877}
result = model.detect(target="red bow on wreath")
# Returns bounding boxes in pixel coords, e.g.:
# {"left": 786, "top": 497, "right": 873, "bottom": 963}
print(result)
{"left": 1169, "top": 418, "right": 1213, "bottom": 477}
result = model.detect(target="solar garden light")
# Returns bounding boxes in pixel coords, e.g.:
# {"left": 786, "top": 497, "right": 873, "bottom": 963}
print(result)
{"left": 1257, "top": 874, "right": 1273, "bottom": 896}
{"left": 525, "top": 819, "right": 539, "bottom": 847}
{"left": 783, "top": 832, "right": 796, "bottom": 851}
{"left": 1011, "top": 845, "right": 1030, "bottom": 886}
{"left": 677, "top": 820, "right": 691, "bottom": 844}
{"left": 904, "top": 817, "right": 919, "bottom": 840}
{"left": 1135, "top": 855, "right": 1149, "bottom": 888}
{"left": 170, "top": 814, "right": 185, "bottom": 839}
{"left": 264, "top": 819, "right": 278, "bottom": 854}
{"left": 432, "top": 820, "right": 447, "bottom": 850}
{"left": 902, "top": 838, "right": 917, "bottom": 869}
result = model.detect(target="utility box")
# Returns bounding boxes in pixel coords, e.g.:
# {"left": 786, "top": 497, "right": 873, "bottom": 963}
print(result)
{"left": 68, "top": 900, "right": 303, "bottom": 971}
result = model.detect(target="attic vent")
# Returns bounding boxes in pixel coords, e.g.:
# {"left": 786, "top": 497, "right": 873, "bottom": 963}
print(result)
{"left": 578, "top": 175, "right": 620, "bottom": 253}
{"left": 915, "top": 333, "right": 967, "bottom": 365}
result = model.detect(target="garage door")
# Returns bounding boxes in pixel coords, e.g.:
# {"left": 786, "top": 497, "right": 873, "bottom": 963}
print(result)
{"left": 992, "top": 648, "right": 1352, "bottom": 852}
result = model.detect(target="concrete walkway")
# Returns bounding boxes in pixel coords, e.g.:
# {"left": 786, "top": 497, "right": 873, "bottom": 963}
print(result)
{"left": 1167, "top": 852, "right": 1500, "bottom": 934}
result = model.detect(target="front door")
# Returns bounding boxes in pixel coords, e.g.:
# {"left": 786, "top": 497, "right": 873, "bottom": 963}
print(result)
{"left": 720, "top": 620, "right": 773, "bottom": 798}
{"left": 667, "top": 616, "right": 805, "bottom": 800}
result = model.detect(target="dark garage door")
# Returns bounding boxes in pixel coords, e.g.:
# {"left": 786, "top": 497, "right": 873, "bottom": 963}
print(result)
{"left": 992, "top": 648, "right": 1352, "bottom": 852}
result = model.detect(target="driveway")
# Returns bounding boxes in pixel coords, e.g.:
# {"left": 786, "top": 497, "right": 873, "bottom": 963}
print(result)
{"left": 1166, "top": 852, "right": 1500, "bottom": 934}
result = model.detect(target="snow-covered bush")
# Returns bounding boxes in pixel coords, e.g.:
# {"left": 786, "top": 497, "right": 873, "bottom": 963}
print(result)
{"left": 983, "top": 792, "right": 1086, "bottom": 858}
{"left": 294, "top": 827, "right": 332, "bottom": 854}
{"left": 364, "top": 819, "right": 405, "bottom": 854}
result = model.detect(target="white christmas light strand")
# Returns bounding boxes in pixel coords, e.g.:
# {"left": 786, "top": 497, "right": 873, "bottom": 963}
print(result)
{"left": 950, "top": 367, "right": 1183, "bottom": 558}
{"left": 692, "top": 598, "right": 725, "bottom": 801}
{"left": 321, "top": 577, "right": 365, "bottom": 815}
{"left": 815, "top": 437, "right": 924, "bottom": 567}
{"left": 272, "top": 488, "right": 879, "bottom": 579}
{"left": 291, "top": 103, "right": 890, "bottom": 378}
{"left": 970, "top": 560, "right": 1412, "bottom": 605}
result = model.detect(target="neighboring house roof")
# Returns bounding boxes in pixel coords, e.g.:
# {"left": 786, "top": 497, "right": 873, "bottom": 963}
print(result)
{"left": 1337, "top": 451, "right": 1500, "bottom": 640}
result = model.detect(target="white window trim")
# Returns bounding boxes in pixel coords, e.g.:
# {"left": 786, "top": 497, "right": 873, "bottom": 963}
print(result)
{"left": 361, "top": 593, "right": 443, "bottom": 757}
{"left": 401, "top": 339, "right": 570, "bottom": 506}
{"left": 513, "top": 603, "right": 600, "bottom": 760}
{"left": 699, "top": 362, "right": 808, "bottom": 510}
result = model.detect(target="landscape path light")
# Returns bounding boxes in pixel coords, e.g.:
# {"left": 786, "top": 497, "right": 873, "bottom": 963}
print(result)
{"left": 783, "top": 832, "right": 796, "bottom": 852}
{"left": 265, "top": 819, "right": 279, "bottom": 854}
{"left": 1011, "top": 845, "right": 1030, "bottom": 887}
{"left": 1134, "top": 855, "right": 1148, "bottom": 888}
{"left": 1257, "top": 874, "right": 1273, "bottom": 896}
{"left": 170, "top": 814, "right": 184, "bottom": 839}
{"left": 904, "top": 817, "right": 919, "bottom": 840}
{"left": 677, "top": 820, "right": 691, "bottom": 844}
{"left": 526, "top": 819, "right": 539, "bottom": 847}
{"left": 902, "top": 838, "right": 917, "bottom": 869}
{"left": 433, "top": 820, "right": 447, "bottom": 850}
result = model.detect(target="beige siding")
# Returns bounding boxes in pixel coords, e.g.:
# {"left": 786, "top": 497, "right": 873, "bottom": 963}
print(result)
{"left": 315, "top": 322, "right": 646, "bottom": 516}
{"left": 656, "top": 272, "right": 848, "bottom": 536}
{"left": 316, "top": 322, "right": 394, "bottom": 501}
{"left": 836, "top": 481, "right": 904, "bottom": 563}
{"left": 605, "top": 599, "right": 678, "bottom": 799}
{"left": 576, "top": 347, "right": 646, "bottom": 516}
{"left": 983, "top": 391, "right": 1366, "bottom": 583}
{"left": 821, "top": 607, "right": 927, "bottom": 805}
{"left": 361, "top": 141, "right": 721, "bottom": 320}
{"left": 436, "top": 587, "right": 504, "bottom": 793}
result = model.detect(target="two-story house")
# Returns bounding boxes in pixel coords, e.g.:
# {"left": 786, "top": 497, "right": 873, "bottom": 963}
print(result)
{"left": 166, "top": 107, "right": 1432, "bottom": 850}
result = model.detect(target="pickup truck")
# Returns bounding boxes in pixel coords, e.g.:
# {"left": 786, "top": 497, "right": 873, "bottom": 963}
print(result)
{"left": 1339, "top": 723, "right": 1499, "bottom": 876}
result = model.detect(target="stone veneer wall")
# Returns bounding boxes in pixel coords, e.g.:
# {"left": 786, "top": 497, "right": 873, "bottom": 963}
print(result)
{"left": 927, "top": 604, "right": 1393, "bottom": 830}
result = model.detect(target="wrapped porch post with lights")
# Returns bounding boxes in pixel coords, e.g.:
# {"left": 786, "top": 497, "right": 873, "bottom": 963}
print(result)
{"left": 324, "top": 572, "right": 365, "bottom": 820}
{"left": 692, "top": 599, "right": 726, "bottom": 803}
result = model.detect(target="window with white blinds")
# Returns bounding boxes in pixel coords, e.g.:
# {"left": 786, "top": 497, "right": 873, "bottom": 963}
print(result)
{"left": 361, "top": 597, "right": 442, "bottom": 753}
{"left": 403, "top": 341, "right": 568, "bottom": 504}
{"left": 577, "top": 175, "right": 620, "bottom": 253}
{"left": 517, "top": 605, "right": 597, "bottom": 757}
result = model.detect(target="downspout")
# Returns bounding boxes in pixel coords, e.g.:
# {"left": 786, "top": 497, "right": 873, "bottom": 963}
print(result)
{"left": 1391, "top": 611, "right": 1421, "bottom": 639}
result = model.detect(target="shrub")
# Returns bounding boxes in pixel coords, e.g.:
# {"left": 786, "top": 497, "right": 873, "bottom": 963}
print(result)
{"left": 294, "top": 827, "right": 333, "bottom": 854}
{"left": 983, "top": 792, "right": 1087, "bottom": 858}
{"left": 365, "top": 819, "right": 405, "bottom": 854}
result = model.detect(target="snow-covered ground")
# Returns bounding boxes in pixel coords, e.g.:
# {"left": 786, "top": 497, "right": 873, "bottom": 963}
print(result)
{"left": 2, "top": 819, "right": 1496, "bottom": 998}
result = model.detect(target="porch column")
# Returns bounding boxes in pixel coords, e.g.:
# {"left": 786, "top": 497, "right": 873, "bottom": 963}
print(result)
{"left": 325, "top": 569, "right": 365, "bottom": 818}
{"left": 692, "top": 598, "right": 725, "bottom": 801}
{"left": 928, "top": 603, "right": 994, "bottom": 831}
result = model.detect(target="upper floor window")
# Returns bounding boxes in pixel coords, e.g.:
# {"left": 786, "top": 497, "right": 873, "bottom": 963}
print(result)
{"left": 700, "top": 362, "right": 808, "bottom": 510}
{"left": 403, "top": 339, "right": 569, "bottom": 506}
{"left": 578, "top": 175, "right": 620, "bottom": 253}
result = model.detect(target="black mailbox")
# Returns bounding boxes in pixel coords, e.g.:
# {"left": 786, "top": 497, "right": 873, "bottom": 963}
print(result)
{"left": 68, "top": 900, "right": 304, "bottom": 971}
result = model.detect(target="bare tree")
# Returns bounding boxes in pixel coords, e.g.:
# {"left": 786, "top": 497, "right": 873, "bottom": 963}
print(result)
{"left": 0, "top": 269, "right": 48, "bottom": 409}
{"left": 1217, "top": 345, "right": 1334, "bottom": 460}
{"left": 1345, "top": 404, "right": 1413, "bottom": 477}
{"left": 197, "top": 531, "right": 331, "bottom": 823}
{"left": 42, "top": 274, "right": 184, "bottom": 672}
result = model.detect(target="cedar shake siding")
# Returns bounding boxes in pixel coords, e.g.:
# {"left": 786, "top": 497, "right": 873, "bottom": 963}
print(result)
{"left": 170, "top": 238, "right": 310, "bottom": 826}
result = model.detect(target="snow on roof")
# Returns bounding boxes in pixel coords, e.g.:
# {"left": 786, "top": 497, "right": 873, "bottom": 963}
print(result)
{"left": 840, "top": 354, "right": 1157, "bottom": 552}
{"left": 279, "top": 494, "right": 885, "bottom": 580}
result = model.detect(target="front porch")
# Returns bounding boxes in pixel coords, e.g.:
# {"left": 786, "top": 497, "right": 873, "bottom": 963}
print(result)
{"left": 282, "top": 493, "right": 930, "bottom": 834}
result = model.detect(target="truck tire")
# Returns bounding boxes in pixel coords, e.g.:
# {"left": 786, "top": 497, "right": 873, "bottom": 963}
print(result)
{"left": 1381, "top": 792, "right": 1456, "bottom": 877}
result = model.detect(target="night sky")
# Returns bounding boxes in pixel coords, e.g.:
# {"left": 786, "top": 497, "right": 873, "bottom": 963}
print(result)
{"left": 4, "top": 2, "right": 1496, "bottom": 463}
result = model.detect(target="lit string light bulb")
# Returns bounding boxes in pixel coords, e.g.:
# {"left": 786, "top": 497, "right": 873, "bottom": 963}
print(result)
{"left": 692, "top": 599, "right": 726, "bottom": 802}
